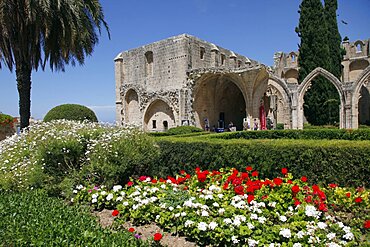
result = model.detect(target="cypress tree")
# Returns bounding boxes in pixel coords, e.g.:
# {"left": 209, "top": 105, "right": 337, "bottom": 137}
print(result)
{"left": 296, "top": 0, "right": 340, "bottom": 126}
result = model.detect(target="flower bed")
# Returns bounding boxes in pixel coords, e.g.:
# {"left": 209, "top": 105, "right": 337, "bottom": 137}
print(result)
{"left": 73, "top": 167, "right": 369, "bottom": 246}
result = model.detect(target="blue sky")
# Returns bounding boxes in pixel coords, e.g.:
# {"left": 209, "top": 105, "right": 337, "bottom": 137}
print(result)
{"left": 0, "top": 0, "right": 369, "bottom": 123}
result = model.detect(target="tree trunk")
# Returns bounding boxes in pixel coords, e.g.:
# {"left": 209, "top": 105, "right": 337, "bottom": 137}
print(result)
{"left": 16, "top": 62, "right": 32, "bottom": 129}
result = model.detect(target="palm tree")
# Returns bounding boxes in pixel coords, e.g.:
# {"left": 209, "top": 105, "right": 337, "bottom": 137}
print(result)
{"left": 0, "top": 0, "right": 109, "bottom": 128}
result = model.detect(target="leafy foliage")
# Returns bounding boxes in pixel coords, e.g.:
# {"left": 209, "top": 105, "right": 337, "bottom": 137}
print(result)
{"left": 152, "top": 137, "right": 370, "bottom": 187}
{"left": 296, "top": 0, "right": 341, "bottom": 125}
{"left": 149, "top": 126, "right": 204, "bottom": 137}
{"left": 44, "top": 104, "right": 98, "bottom": 122}
{"left": 211, "top": 129, "right": 370, "bottom": 140}
{"left": 0, "top": 190, "right": 148, "bottom": 246}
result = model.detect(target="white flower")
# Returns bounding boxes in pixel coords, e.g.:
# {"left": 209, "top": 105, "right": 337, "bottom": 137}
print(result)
{"left": 218, "top": 194, "right": 224, "bottom": 199}
{"left": 258, "top": 216, "right": 266, "bottom": 224}
{"left": 337, "top": 222, "right": 344, "bottom": 228}
{"left": 113, "top": 185, "right": 122, "bottom": 192}
{"left": 327, "top": 233, "right": 336, "bottom": 240}
{"left": 122, "top": 201, "right": 129, "bottom": 206}
{"left": 250, "top": 213, "right": 258, "bottom": 220}
{"left": 73, "top": 190, "right": 78, "bottom": 194}
{"left": 231, "top": 236, "right": 239, "bottom": 244}
{"left": 218, "top": 208, "right": 225, "bottom": 214}
{"left": 185, "top": 220, "right": 194, "bottom": 227}
{"left": 279, "top": 228, "right": 292, "bottom": 238}
{"left": 198, "top": 222, "right": 208, "bottom": 231}
{"left": 268, "top": 202, "right": 276, "bottom": 208}
{"left": 213, "top": 202, "right": 219, "bottom": 207}
{"left": 233, "top": 218, "right": 241, "bottom": 227}
{"left": 175, "top": 213, "right": 180, "bottom": 218}
{"left": 208, "top": 222, "right": 218, "bottom": 230}
{"left": 279, "top": 215, "right": 287, "bottom": 222}
{"left": 201, "top": 210, "right": 209, "bottom": 217}
{"left": 317, "top": 222, "right": 327, "bottom": 229}
{"left": 247, "top": 222, "right": 255, "bottom": 229}
{"left": 168, "top": 206, "right": 174, "bottom": 211}
{"left": 145, "top": 177, "right": 151, "bottom": 182}
{"left": 293, "top": 243, "right": 302, "bottom": 247}
{"left": 160, "top": 184, "right": 166, "bottom": 189}
{"left": 296, "top": 231, "right": 305, "bottom": 239}
{"left": 100, "top": 191, "right": 107, "bottom": 196}
{"left": 305, "top": 205, "right": 321, "bottom": 218}
{"left": 116, "top": 196, "right": 123, "bottom": 202}
{"left": 76, "top": 184, "right": 84, "bottom": 190}
{"left": 92, "top": 193, "right": 98, "bottom": 199}
{"left": 343, "top": 232, "right": 354, "bottom": 240}
{"left": 327, "top": 243, "right": 340, "bottom": 247}
{"left": 248, "top": 239, "right": 259, "bottom": 247}
{"left": 106, "top": 193, "right": 113, "bottom": 201}
{"left": 156, "top": 215, "right": 160, "bottom": 219}
{"left": 181, "top": 212, "right": 187, "bottom": 217}
{"left": 223, "top": 218, "right": 232, "bottom": 224}
{"left": 92, "top": 198, "right": 97, "bottom": 203}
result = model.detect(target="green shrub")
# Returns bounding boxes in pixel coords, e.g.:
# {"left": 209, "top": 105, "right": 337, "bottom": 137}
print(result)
{"left": 149, "top": 126, "right": 204, "bottom": 137}
{"left": 0, "top": 190, "right": 148, "bottom": 246}
{"left": 82, "top": 129, "right": 160, "bottom": 188}
{"left": 210, "top": 129, "right": 370, "bottom": 140}
{"left": 150, "top": 137, "right": 370, "bottom": 187}
{"left": 44, "top": 104, "right": 98, "bottom": 122}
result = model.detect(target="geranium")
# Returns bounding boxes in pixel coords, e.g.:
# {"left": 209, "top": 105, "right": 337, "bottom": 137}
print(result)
{"left": 251, "top": 171, "right": 258, "bottom": 177}
{"left": 346, "top": 192, "right": 351, "bottom": 198}
{"left": 153, "top": 233, "right": 162, "bottom": 241}
{"left": 354, "top": 197, "right": 363, "bottom": 203}
{"left": 112, "top": 209, "right": 119, "bottom": 216}
{"left": 128, "top": 227, "right": 135, "bottom": 232}
{"left": 281, "top": 168, "right": 288, "bottom": 175}
{"left": 291, "top": 185, "right": 300, "bottom": 194}
{"left": 301, "top": 176, "right": 307, "bottom": 182}
{"left": 364, "top": 220, "right": 370, "bottom": 229}
{"left": 246, "top": 166, "right": 253, "bottom": 171}
{"left": 127, "top": 181, "right": 134, "bottom": 187}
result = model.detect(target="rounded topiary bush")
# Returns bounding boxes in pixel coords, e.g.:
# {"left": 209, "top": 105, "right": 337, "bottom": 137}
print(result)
{"left": 44, "top": 104, "right": 98, "bottom": 122}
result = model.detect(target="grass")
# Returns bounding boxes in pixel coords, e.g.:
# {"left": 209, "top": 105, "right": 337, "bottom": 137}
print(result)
{"left": 0, "top": 190, "right": 149, "bottom": 247}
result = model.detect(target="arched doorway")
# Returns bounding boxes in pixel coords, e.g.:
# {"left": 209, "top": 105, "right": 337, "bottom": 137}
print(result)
{"left": 297, "top": 68, "right": 345, "bottom": 129}
{"left": 193, "top": 76, "right": 247, "bottom": 130}
{"left": 144, "top": 99, "right": 175, "bottom": 132}
{"left": 358, "top": 85, "right": 370, "bottom": 126}
{"left": 125, "top": 89, "right": 140, "bottom": 124}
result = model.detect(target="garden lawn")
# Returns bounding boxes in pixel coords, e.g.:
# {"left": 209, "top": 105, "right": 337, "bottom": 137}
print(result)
{"left": 0, "top": 190, "right": 149, "bottom": 247}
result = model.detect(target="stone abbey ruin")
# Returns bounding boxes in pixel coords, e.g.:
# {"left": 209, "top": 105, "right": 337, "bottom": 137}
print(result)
{"left": 115, "top": 34, "right": 370, "bottom": 131}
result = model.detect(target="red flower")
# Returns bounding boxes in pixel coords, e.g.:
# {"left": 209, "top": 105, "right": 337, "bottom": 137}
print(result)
{"left": 180, "top": 170, "right": 186, "bottom": 175}
{"left": 364, "top": 220, "right": 370, "bottom": 229}
{"left": 153, "top": 233, "right": 163, "bottom": 241}
{"left": 223, "top": 183, "right": 229, "bottom": 190}
{"left": 247, "top": 194, "right": 255, "bottom": 204}
{"left": 301, "top": 176, "right": 307, "bottom": 182}
{"left": 262, "top": 195, "right": 268, "bottom": 200}
{"left": 112, "top": 210, "right": 120, "bottom": 217}
{"left": 127, "top": 181, "right": 134, "bottom": 187}
{"left": 346, "top": 192, "right": 351, "bottom": 198}
{"left": 287, "top": 180, "right": 293, "bottom": 184}
{"left": 234, "top": 185, "right": 244, "bottom": 195}
{"left": 354, "top": 197, "right": 363, "bottom": 203}
{"left": 329, "top": 183, "right": 338, "bottom": 188}
{"left": 318, "top": 203, "right": 328, "bottom": 212}
{"left": 151, "top": 179, "right": 157, "bottom": 184}
{"left": 294, "top": 199, "right": 301, "bottom": 206}
{"left": 197, "top": 172, "right": 207, "bottom": 183}
{"left": 305, "top": 195, "right": 312, "bottom": 203}
{"left": 273, "top": 177, "right": 283, "bottom": 186}
{"left": 312, "top": 185, "right": 320, "bottom": 192}
{"left": 246, "top": 166, "right": 253, "bottom": 171}
{"left": 251, "top": 171, "right": 258, "bottom": 177}
{"left": 281, "top": 168, "right": 288, "bottom": 175}
{"left": 128, "top": 227, "right": 135, "bottom": 232}
{"left": 291, "top": 185, "right": 300, "bottom": 194}
{"left": 139, "top": 176, "right": 147, "bottom": 181}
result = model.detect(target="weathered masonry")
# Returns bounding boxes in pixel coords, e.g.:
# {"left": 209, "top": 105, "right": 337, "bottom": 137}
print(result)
{"left": 115, "top": 34, "right": 370, "bottom": 131}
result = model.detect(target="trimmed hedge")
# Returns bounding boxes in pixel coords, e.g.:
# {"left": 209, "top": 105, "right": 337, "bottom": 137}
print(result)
{"left": 44, "top": 104, "right": 98, "bottom": 122}
{"left": 149, "top": 126, "right": 204, "bottom": 137}
{"left": 210, "top": 129, "right": 370, "bottom": 140}
{"left": 150, "top": 137, "right": 370, "bottom": 187}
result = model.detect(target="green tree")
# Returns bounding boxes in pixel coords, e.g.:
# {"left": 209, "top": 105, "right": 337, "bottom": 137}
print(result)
{"left": 296, "top": 0, "right": 340, "bottom": 126}
{"left": 0, "top": 0, "right": 109, "bottom": 129}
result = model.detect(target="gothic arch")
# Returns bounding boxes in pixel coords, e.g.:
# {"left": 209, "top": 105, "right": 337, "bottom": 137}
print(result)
{"left": 143, "top": 98, "right": 176, "bottom": 132}
{"left": 124, "top": 89, "right": 140, "bottom": 125}
{"left": 353, "top": 65, "right": 370, "bottom": 96}
{"left": 268, "top": 73, "right": 291, "bottom": 100}
{"left": 351, "top": 66, "right": 370, "bottom": 128}
{"left": 297, "top": 67, "right": 346, "bottom": 129}
{"left": 349, "top": 60, "right": 370, "bottom": 82}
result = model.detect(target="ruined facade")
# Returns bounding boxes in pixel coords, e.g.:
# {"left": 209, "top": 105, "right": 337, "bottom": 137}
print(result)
{"left": 115, "top": 34, "right": 370, "bottom": 131}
